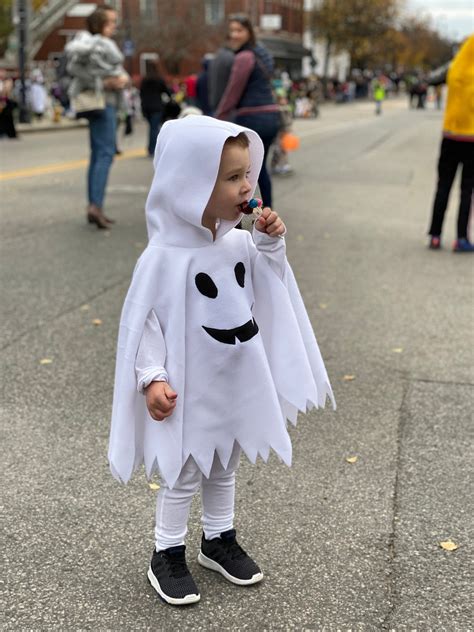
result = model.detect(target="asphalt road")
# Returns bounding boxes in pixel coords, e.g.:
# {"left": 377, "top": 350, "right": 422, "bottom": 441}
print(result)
{"left": 1, "top": 99, "right": 473, "bottom": 631}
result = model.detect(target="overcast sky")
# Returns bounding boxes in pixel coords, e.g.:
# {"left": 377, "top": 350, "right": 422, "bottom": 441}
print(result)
{"left": 407, "top": 0, "right": 474, "bottom": 39}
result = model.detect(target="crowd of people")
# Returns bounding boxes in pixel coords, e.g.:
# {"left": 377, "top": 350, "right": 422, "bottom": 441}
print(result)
{"left": 1, "top": 5, "right": 471, "bottom": 252}
{"left": 0, "top": 60, "right": 444, "bottom": 143}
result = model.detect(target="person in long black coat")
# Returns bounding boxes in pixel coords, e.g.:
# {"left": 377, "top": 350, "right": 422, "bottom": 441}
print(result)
{"left": 140, "top": 62, "right": 171, "bottom": 156}
{"left": 0, "top": 76, "right": 18, "bottom": 139}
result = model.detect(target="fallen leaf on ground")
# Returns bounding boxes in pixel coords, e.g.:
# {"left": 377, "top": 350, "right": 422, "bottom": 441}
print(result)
{"left": 296, "top": 234, "right": 304, "bottom": 242}
{"left": 345, "top": 456, "right": 358, "bottom": 464}
{"left": 391, "top": 347, "right": 404, "bottom": 353}
{"left": 80, "top": 304, "right": 90, "bottom": 311}
{"left": 149, "top": 482, "right": 160, "bottom": 491}
{"left": 319, "top": 303, "right": 328, "bottom": 310}
{"left": 92, "top": 319, "right": 103, "bottom": 326}
{"left": 439, "top": 540, "right": 458, "bottom": 551}
{"left": 343, "top": 375, "right": 356, "bottom": 381}
{"left": 39, "top": 358, "right": 53, "bottom": 365}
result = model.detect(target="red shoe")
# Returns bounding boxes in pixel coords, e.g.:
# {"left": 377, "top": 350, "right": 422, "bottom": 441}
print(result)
{"left": 429, "top": 236, "right": 441, "bottom": 250}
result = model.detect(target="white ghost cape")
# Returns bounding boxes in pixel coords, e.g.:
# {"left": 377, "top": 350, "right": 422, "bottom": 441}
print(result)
{"left": 108, "top": 116, "right": 335, "bottom": 489}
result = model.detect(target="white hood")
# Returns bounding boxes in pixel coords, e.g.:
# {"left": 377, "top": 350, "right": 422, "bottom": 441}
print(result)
{"left": 145, "top": 116, "right": 264, "bottom": 247}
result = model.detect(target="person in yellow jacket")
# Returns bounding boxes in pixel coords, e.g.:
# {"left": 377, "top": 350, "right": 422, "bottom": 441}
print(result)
{"left": 372, "top": 77, "right": 386, "bottom": 115}
{"left": 427, "top": 34, "right": 474, "bottom": 251}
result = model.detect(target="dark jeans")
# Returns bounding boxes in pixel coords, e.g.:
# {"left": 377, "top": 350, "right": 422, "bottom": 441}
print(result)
{"left": 428, "top": 137, "right": 474, "bottom": 239}
{"left": 235, "top": 112, "right": 280, "bottom": 207}
{"left": 144, "top": 111, "right": 162, "bottom": 156}
{"left": 88, "top": 105, "right": 116, "bottom": 207}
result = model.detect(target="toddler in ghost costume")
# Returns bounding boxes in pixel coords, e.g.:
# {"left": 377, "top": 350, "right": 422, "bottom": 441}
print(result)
{"left": 108, "top": 115, "right": 334, "bottom": 605}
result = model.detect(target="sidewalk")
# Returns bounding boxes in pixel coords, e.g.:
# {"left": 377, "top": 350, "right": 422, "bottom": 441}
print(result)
{"left": 16, "top": 116, "right": 87, "bottom": 134}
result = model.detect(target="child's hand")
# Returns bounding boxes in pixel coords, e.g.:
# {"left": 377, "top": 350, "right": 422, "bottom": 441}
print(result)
{"left": 255, "top": 207, "right": 286, "bottom": 237}
{"left": 145, "top": 381, "right": 177, "bottom": 422}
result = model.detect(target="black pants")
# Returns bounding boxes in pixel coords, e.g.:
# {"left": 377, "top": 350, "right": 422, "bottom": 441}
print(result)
{"left": 235, "top": 112, "right": 280, "bottom": 208}
{"left": 428, "top": 137, "right": 474, "bottom": 239}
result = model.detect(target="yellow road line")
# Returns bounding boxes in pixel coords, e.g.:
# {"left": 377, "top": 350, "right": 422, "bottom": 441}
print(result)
{"left": 0, "top": 147, "right": 147, "bottom": 181}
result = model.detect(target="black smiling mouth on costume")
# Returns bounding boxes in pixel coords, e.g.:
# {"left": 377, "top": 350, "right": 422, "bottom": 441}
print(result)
{"left": 195, "top": 262, "right": 259, "bottom": 345}
{"left": 202, "top": 318, "right": 259, "bottom": 345}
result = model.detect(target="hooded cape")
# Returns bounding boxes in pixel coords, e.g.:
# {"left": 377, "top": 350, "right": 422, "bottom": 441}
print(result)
{"left": 108, "top": 116, "right": 334, "bottom": 488}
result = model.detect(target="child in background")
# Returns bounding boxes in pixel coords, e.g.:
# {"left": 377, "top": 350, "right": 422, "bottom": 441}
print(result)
{"left": 65, "top": 25, "right": 128, "bottom": 113}
{"left": 271, "top": 89, "right": 294, "bottom": 175}
{"left": 372, "top": 76, "right": 386, "bottom": 115}
{"left": 109, "top": 116, "right": 334, "bottom": 606}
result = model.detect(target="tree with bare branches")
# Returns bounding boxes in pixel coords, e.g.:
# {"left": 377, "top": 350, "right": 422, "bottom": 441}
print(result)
{"left": 310, "top": 0, "right": 400, "bottom": 70}
{"left": 125, "top": 2, "right": 225, "bottom": 76}
{"left": 310, "top": 0, "right": 454, "bottom": 72}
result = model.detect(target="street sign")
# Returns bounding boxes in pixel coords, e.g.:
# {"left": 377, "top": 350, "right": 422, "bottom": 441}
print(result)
{"left": 260, "top": 14, "right": 282, "bottom": 30}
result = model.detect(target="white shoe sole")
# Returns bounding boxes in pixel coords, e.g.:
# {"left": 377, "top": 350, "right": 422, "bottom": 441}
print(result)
{"left": 147, "top": 566, "right": 200, "bottom": 605}
{"left": 197, "top": 552, "right": 263, "bottom": 586}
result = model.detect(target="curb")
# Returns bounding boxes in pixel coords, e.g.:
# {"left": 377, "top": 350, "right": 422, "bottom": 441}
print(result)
{"left": 17, "top": 120, "right": 88, "bottom": 134}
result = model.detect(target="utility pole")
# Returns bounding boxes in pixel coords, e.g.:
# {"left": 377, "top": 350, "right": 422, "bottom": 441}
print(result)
{"left": 122, "top": 0, "right": 134, "bottom": 75}
{"left": 17, "top": 0, "right": 30, "bottom": 123}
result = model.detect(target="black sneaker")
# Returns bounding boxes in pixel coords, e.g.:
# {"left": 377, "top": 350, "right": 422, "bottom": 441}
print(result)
{"left": 198, "top": 529, "right": 263, "bottom": 585}
{"left": 147, "top": 546, "right": 200, "bottom": 605}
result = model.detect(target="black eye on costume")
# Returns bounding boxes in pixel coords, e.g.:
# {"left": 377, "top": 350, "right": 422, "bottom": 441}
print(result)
{"left": 234, "top": 262, "right": 245, "bottom": 288}
{"left": 195, "top": 273, "right": 218, "bottom": 298}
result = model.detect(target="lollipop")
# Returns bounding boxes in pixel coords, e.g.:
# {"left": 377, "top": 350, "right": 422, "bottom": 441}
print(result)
{"left": 239, "top": 198, "right": 263, "bottom": 216}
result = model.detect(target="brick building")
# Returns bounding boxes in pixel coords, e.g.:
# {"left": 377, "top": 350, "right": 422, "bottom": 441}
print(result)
{"left": 33, "top": 0, "right": 310, "bottom": 79}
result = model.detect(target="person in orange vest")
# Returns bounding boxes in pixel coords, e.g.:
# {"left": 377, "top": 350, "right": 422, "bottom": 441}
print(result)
{"left": 428, "top": 34, "right": 474, "bottom": 252}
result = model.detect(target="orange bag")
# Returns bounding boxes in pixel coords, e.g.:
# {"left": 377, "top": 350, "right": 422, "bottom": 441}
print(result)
{"left": 280, "top": 132, "right": 300, "bottom": 152}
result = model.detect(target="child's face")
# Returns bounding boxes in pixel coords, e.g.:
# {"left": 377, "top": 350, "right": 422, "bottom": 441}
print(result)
{"left": 203, "top": 143, "right": 252, "bottom": 226}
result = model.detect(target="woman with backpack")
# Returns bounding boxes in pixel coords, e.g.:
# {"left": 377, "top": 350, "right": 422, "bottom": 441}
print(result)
{"left": 215, "top": 14, "right": 280, "bottom": 208}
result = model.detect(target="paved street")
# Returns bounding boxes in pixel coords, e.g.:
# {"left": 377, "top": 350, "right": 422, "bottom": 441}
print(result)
{"left": 1, "top": 99, "right": 473, "bottom": 631}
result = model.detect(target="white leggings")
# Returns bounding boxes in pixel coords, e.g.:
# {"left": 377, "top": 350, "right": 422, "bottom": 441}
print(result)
{"left": 155, "top": 445, "right": 241, "bottom": 551}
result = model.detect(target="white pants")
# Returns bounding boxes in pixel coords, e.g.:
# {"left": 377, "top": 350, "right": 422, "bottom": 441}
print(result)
{"left": 155, "top": 445, "right": 241, "bottom": 551}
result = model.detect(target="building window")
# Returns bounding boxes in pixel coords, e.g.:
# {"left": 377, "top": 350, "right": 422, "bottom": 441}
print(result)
{"left": 140, "top": 0, "right": 157, "bottom": 21}
{"left": 205, "top": 0, "right": 224, "bottom": 25}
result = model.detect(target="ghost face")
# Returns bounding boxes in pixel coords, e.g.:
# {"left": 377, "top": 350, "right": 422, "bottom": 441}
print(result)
{"left": 202, "top": 143, "right": 252, "bottom": 235}
{"left": 194, "top": 262, "right": 259, "bottom": 345}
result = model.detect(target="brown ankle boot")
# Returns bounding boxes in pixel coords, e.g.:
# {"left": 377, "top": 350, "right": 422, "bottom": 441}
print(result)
{"left": 87, "top": 204, "right": 109, "bottom": 229}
